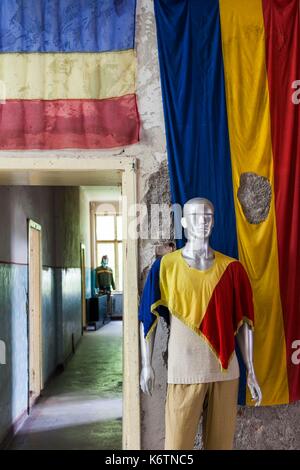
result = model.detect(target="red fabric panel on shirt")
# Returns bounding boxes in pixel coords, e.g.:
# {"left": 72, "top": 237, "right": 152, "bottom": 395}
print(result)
{"left": 200, "top": 261, "right": 254, "bottom": 370}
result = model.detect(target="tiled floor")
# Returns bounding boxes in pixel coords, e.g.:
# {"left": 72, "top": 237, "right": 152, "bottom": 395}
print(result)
{"left": 9, "top": 321, "right": 122, "bottom": 450}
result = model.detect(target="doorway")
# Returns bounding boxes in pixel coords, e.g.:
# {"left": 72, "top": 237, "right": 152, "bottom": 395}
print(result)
{"left": 28, "top": 220, "right": 43, "bottom": 409}
{"left": 0, "top": 156, "right": 140, "bottom": 450}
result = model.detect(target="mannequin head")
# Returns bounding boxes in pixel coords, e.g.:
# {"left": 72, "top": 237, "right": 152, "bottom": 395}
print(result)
{"left": 101, "top": 255, "right": 109, "bottom": 267}
{"left": 181, "top": 198, "right": 214, "bottom": 241}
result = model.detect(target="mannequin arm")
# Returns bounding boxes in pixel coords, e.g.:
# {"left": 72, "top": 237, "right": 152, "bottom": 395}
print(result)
{"left": 139, "top": 322, "right": 157, "bottom": 395}
{"left": 236, "top": 323, "right": 262, "bottom": 406}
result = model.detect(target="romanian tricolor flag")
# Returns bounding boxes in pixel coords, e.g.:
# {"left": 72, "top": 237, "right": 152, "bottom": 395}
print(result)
{"left": 0, "top": 0, "right": 139, "bottom": 149}
{"left": 154, "top": 0, "right": 300, "bottom": 406}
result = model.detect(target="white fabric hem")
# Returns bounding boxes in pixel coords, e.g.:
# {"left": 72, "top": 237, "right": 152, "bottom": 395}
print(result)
{"left": 167, "top": 372, "right": 240, "bottom": 384}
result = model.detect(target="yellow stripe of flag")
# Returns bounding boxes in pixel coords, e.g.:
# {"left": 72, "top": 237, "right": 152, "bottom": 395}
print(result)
{"left": 219, "top": 0, "right": 289, "bottom": 405}
{"left": 0, "top": 50, "right": 135, "bottom": 100}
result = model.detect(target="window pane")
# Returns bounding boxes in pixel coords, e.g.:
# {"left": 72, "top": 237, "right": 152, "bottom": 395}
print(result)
{"left": 96, "top": 215, "right": 115, "bottom": 241}
{"left": 97, "top": 243, "right": 115, "bottom": 272}
{"left": 118, "top": 242, "right": 123, "bottom": 291}
{"left": 117, "top": 215, "right": 122, "bottom": 241}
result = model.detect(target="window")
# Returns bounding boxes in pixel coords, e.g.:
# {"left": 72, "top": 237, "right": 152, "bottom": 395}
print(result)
{"left": 96, "top": 214, "right": 123, "bottom": 291}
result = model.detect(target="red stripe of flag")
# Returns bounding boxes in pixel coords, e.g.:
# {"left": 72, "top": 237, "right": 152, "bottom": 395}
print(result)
{"left": 0, "top": 94, "right": 139, "bottom": 150}
{"left": 262, "top": 0, "right": 300, "bottom": 402}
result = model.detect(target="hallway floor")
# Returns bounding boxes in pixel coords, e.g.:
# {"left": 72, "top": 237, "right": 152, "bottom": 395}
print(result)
{"left": 9, "top": 321, "right": 122, "bottom": 450}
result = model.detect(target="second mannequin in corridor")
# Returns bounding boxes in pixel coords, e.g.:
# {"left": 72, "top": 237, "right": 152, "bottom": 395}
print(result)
{"left": 139, "top": 198, "right": 262, "bottom": 450}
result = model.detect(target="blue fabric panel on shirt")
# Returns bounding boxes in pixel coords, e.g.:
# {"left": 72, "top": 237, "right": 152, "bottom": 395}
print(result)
{"left": 138, "top": 257, "right": 169, "bottom": 338}
{"left": 154, "top": 0, "right": 246, "bottom": 404}
{"left": 0, "top": 0, "right": 136, "bottom": 52}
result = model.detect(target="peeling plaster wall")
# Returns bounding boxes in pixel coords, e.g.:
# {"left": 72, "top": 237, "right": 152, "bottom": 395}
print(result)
{"left": 0, "top": 0, "right": 298, "bottom": 450}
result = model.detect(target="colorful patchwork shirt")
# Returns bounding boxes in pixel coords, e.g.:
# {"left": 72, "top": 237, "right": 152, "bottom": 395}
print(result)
{"left": 139, "top": 249, "right": 254, "bottom": 370}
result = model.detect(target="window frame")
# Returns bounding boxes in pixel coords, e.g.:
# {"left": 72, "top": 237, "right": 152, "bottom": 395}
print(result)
{"left": 95, "top": 212, "right": 122, "bottom": 291}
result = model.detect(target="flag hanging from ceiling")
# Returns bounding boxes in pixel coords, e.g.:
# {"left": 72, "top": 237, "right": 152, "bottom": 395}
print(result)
{"left": 154, "top": 0, "right": 300, "bottom": 406}
{"left": 0, "top": 0, "right": 139, "bottom": 150}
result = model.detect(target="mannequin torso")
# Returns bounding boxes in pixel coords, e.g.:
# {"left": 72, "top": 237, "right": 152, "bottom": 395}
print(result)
{"left": 139, "top": 198, "right": 262, "bottom": 406}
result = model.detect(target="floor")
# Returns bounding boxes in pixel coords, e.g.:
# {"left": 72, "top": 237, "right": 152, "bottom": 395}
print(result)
{"left": 9, "top": 321, "right": 123, "bottom": 450}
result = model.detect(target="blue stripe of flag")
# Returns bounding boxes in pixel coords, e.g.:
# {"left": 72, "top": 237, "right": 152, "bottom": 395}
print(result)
{"left": 0, "top": 0, "right": 136, "bottom": 53}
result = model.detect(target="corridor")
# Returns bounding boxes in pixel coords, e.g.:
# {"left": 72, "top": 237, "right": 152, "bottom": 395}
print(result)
{"left": 9, "top": 321, "right": 122, "bottom": 450}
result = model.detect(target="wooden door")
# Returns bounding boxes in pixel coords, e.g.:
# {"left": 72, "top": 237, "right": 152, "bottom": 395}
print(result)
{"left": 28, "top": 220, "right": 42, "bottom": 408}
{"left": 80, "top": 243, "right": 87, "bottom": 330}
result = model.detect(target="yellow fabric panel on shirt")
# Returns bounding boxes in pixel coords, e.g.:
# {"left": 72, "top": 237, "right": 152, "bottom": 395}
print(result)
{"left": 0, "top": 50, "right": 135, "bottom": 100}
{"left": 159, "top": 249, "right": 235, "bottom": 331}
{"left": 219, "top": 0, "right": 289, "bottom": 405}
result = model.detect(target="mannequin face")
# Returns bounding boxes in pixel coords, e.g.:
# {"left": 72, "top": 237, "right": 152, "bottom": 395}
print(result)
{"left": 101, "top": 256, "right": 109, "bottom": 267}
{"left": 181, "top": 199, "right": 214, "bottom": 241}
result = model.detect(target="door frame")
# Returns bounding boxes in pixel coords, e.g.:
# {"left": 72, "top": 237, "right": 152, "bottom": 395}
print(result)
{"left": 80, "top": 243, "right": 87, "bottom": 331}
{"left": 27, "top": 219, "right": 43, "bottom": 410}
{"left": 0, "top": 156, "right": 140, "bottom": 450}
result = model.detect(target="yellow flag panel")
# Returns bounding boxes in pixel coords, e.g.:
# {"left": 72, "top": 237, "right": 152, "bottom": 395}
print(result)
{"left": 219, "top": 0, "right": 289, "bottom": 405}
{"left": 0, "top": 50, "right": 136, "bottom": 100}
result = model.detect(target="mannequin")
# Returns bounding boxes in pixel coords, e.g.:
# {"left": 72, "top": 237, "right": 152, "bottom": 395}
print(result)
{"left": 139, "top": 198, "right": 262, "bottom": 450}
{"left": 95, "top": 255, "right": 116, "bottom": 296}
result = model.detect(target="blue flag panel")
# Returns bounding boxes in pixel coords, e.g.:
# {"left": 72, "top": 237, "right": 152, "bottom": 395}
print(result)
{"left": 154, "top": 0, "right": 247, "bottom": 404}
{"left": 153, "top": 0, "right": 238, "bottom": 257}
{"left": 0, "top": 0, "right": 136, "bottom": 52}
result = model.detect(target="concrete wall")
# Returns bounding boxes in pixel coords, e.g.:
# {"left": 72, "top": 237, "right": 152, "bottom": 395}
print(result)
{"left": 0, "top": 186, "right": 82, "bottom": 444}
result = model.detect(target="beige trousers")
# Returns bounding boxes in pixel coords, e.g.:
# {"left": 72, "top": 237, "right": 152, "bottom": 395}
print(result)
{"left": 165, "top": 379, "right": 239, "bottom": 450}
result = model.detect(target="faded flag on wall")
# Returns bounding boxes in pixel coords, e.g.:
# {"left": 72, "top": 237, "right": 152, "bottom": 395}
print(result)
{"left": 0, "top": 0, "right": 139, "bottom": 149}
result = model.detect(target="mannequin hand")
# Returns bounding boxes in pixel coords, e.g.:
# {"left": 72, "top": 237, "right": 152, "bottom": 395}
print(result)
{"left": 247, "top": 371, "right": 262, "bottom": 406}
{"left": 140, "top": 365, "right": 155, "bottom": 395}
